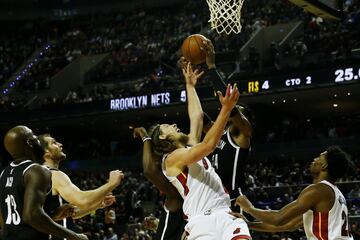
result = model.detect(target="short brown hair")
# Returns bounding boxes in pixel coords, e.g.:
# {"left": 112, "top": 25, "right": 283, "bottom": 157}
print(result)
{"left": 38, "top": 133, "right": 51, "bottom": 151}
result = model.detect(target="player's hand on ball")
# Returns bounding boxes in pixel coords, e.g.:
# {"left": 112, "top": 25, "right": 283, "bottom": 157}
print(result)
{"left": 235, "top": 195, "right": 253, "bottom": 213}
{"left": 217, "top": 84, "right": 239, "bottom": 112}
{"left": 108, "top": 170, "right": 124, "bottom": 187}
{"left": 201, "top": 39, "right": 216, "bottom": 69}
{"left": 182, "top": 62, "right": 204, "bottom": 86}
{"left": 133, "top": 127, "right": 148, "bottom": 139}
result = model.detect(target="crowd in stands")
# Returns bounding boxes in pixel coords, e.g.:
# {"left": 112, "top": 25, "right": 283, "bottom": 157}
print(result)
{"left": 0, "top": 21, "right": 46, "bottom": 87}
{"left": 48, "top": 114, "right": 357, "bottom": 161}
{"left": 1, "top": 0, "right": 359, "bottom": 98}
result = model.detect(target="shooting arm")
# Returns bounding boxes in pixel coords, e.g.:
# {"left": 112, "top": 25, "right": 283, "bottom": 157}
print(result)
{"left": 23, "top": 165, "right": 77, "bottom": 239}
{"left": 182, "top": 63, "right": 204, "bottom": 145}
{"left": 186, "top": 82, "right": 204, "bottom": 145}
{"left": 52, "top": 171, "right": 116, "bottom": 209}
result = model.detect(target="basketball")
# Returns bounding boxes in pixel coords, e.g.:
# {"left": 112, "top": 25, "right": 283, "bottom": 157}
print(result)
{"left": 181, "top": 34, "right": 208, "bottom": 65}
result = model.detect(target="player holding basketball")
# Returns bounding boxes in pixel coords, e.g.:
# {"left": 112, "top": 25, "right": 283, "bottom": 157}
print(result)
{"left": 133, "top": 127, "right": 186, "bottom": 240}
{"left": 37, "top": 134, "right": 123, "bottom": 237}
{"left": 233, "top": 146, "right": 353, "bottom": 240}
{"left": 194, "top": 37, "right": 253, "bottom": 203}
{"left": 149, "top": 63, "right": 251, "bottom": 240}
{"left": 0, "top": 126, "right": 87, "bottom": 240}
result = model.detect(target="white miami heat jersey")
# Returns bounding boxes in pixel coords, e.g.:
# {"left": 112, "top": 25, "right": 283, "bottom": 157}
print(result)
{"left": 303, "top": 180, "right": 354, "bottom": 240}
{"left": 162, "top": 153, "right": 231, "bottom": 219}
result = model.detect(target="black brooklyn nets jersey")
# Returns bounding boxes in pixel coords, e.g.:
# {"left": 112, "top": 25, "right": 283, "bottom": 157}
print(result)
{"left": 208, "top": 128, "right": 250, "bottom": 200}
{"left": 44, "top": 168, "right": 66, "bottom": 240}
{"left": 0, "top": 160, "right": 49, "bottom": 240}
{"left": 155, "top": 207, "right": 186, "bottom": 240}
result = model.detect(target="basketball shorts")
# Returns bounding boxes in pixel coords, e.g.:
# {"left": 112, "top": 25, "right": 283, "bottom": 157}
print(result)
{"left": 155, "top": 207, "right": 186, "bottom": 240}
{"left": 184, "top": 208, "right": 251, "bottom": 240}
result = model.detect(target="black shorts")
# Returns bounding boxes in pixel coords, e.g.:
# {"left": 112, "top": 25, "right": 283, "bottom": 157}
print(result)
{"left": 154, "top": 207, "right": 186, "bottom": 240}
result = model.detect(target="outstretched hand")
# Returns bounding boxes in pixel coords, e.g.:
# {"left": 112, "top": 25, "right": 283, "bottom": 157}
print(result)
{"left": 217, "top": 84, "right": 239, "bottom": 112}
{"left": 182, "top": 62, "right": 204, "bottom": 86}
{"left": 52, "top": 204, "right": 75, "bottom": 221}
{"left": 235, "top": 195, "right": 254, "bottom": 213}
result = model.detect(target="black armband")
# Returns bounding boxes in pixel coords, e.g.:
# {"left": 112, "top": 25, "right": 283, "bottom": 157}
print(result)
{"left": 208, "top": 68, "right": 227, "bottom": 93}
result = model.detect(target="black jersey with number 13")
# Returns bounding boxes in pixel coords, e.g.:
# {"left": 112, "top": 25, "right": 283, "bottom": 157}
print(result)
{"left": 0, "top": 160, "right": 49, "bottom": 240}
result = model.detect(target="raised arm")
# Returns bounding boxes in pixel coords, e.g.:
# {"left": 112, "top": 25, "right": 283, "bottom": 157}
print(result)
{"left": 166, "top": 84, "right": 239, "bottom": 176}
{"left": 182, "top": 63, "right": 204, "bottom": 145}
{"left": 52, "top": 170, "right": 123, "bottom": 209}
{"left": 201, "top": 39, "right": 227, "bottom": 93}
{"left": 236, "top": 184, "right": 322, "bottom": 226}
{"left": 133, "top": 127, "right": 183, "bottom": 211}
{"left": 23, "top": 165, "right": 87, "bottom": 240}
{"left": 202, "top": 40, "right": 252, "bottom": 148}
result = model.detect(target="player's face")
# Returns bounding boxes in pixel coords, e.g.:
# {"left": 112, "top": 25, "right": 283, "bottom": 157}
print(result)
{"left": 44, "top": 136, "right": 66, "bottom": 161}
{"left": 25, "top": 128, "right": 45, "bottom": 162}
{"left": 159, "top": 124, "right": 181, "bottom": 138}
{"left": 309, "top": 151, "right": 328, "bottom": 174}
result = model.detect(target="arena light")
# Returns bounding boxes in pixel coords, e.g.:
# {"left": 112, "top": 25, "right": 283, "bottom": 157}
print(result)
{"left": 333, "top": 103, "right": 338, "bottom": 108}
{"left": 1, "top": 43, "right": 53, "bottom": 95}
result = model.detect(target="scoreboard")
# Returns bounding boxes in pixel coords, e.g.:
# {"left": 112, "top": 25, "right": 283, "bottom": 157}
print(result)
{"left": 109, "top": 65, "right": 360, "bottom": 111}
{"left": 236, "top": 65, "right": 360, "bottom": 94}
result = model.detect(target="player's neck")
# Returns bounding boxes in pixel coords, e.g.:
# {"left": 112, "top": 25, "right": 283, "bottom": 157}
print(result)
{"left": 313, "top": 172, "right": 330, "bottom": 184}
{"left": 43, "top": 159, "right": 59, "bottom": 169}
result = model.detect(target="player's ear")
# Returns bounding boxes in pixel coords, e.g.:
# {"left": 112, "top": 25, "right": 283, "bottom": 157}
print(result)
{"left": 321, "top": 162, "right": 328, "bottom": 170}
{"left": 42, "top": 149, "right": 51, "bottom": 158}
{"left": 159, "top": 134, "right": 166, "bottom": 140}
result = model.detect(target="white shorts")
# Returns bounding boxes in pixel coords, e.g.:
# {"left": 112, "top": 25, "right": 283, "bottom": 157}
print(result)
{"left": 184, "top": 208, "right": 251, "bottom": 240}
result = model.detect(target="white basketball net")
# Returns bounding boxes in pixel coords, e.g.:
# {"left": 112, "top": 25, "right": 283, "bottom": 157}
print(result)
{"left": 206, "top": 0, "right": 245, "bottom": 35}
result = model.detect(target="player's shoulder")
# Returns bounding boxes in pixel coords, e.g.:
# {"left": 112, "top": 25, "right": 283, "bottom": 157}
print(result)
{"left": 302, "top": 182, "right": 334, "bottom": 196}
{"left": 167, "top": 148, "right": 188, "bottom": 159}
{"left": 26, "top": 163, "right": 50, "bottom": 174}
{"left": 24, "top": 164, "right": 51, "bottom": 181}
{"left": 51, "top": 169, "right": 69, "bottom": 181}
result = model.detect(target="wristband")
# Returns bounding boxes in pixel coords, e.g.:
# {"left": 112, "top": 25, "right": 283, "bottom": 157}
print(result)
{"left": 142, "top": 136, "right": 152, "bottom": 142}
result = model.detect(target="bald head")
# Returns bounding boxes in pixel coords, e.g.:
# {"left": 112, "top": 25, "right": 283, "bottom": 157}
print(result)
{"left": 4, "top": 125, "right": 44, "bottom": 162}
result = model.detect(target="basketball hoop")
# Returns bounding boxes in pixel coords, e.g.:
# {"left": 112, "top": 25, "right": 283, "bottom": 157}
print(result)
{"left": 206, "top": 0, "right": 245, "bottom": 35}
